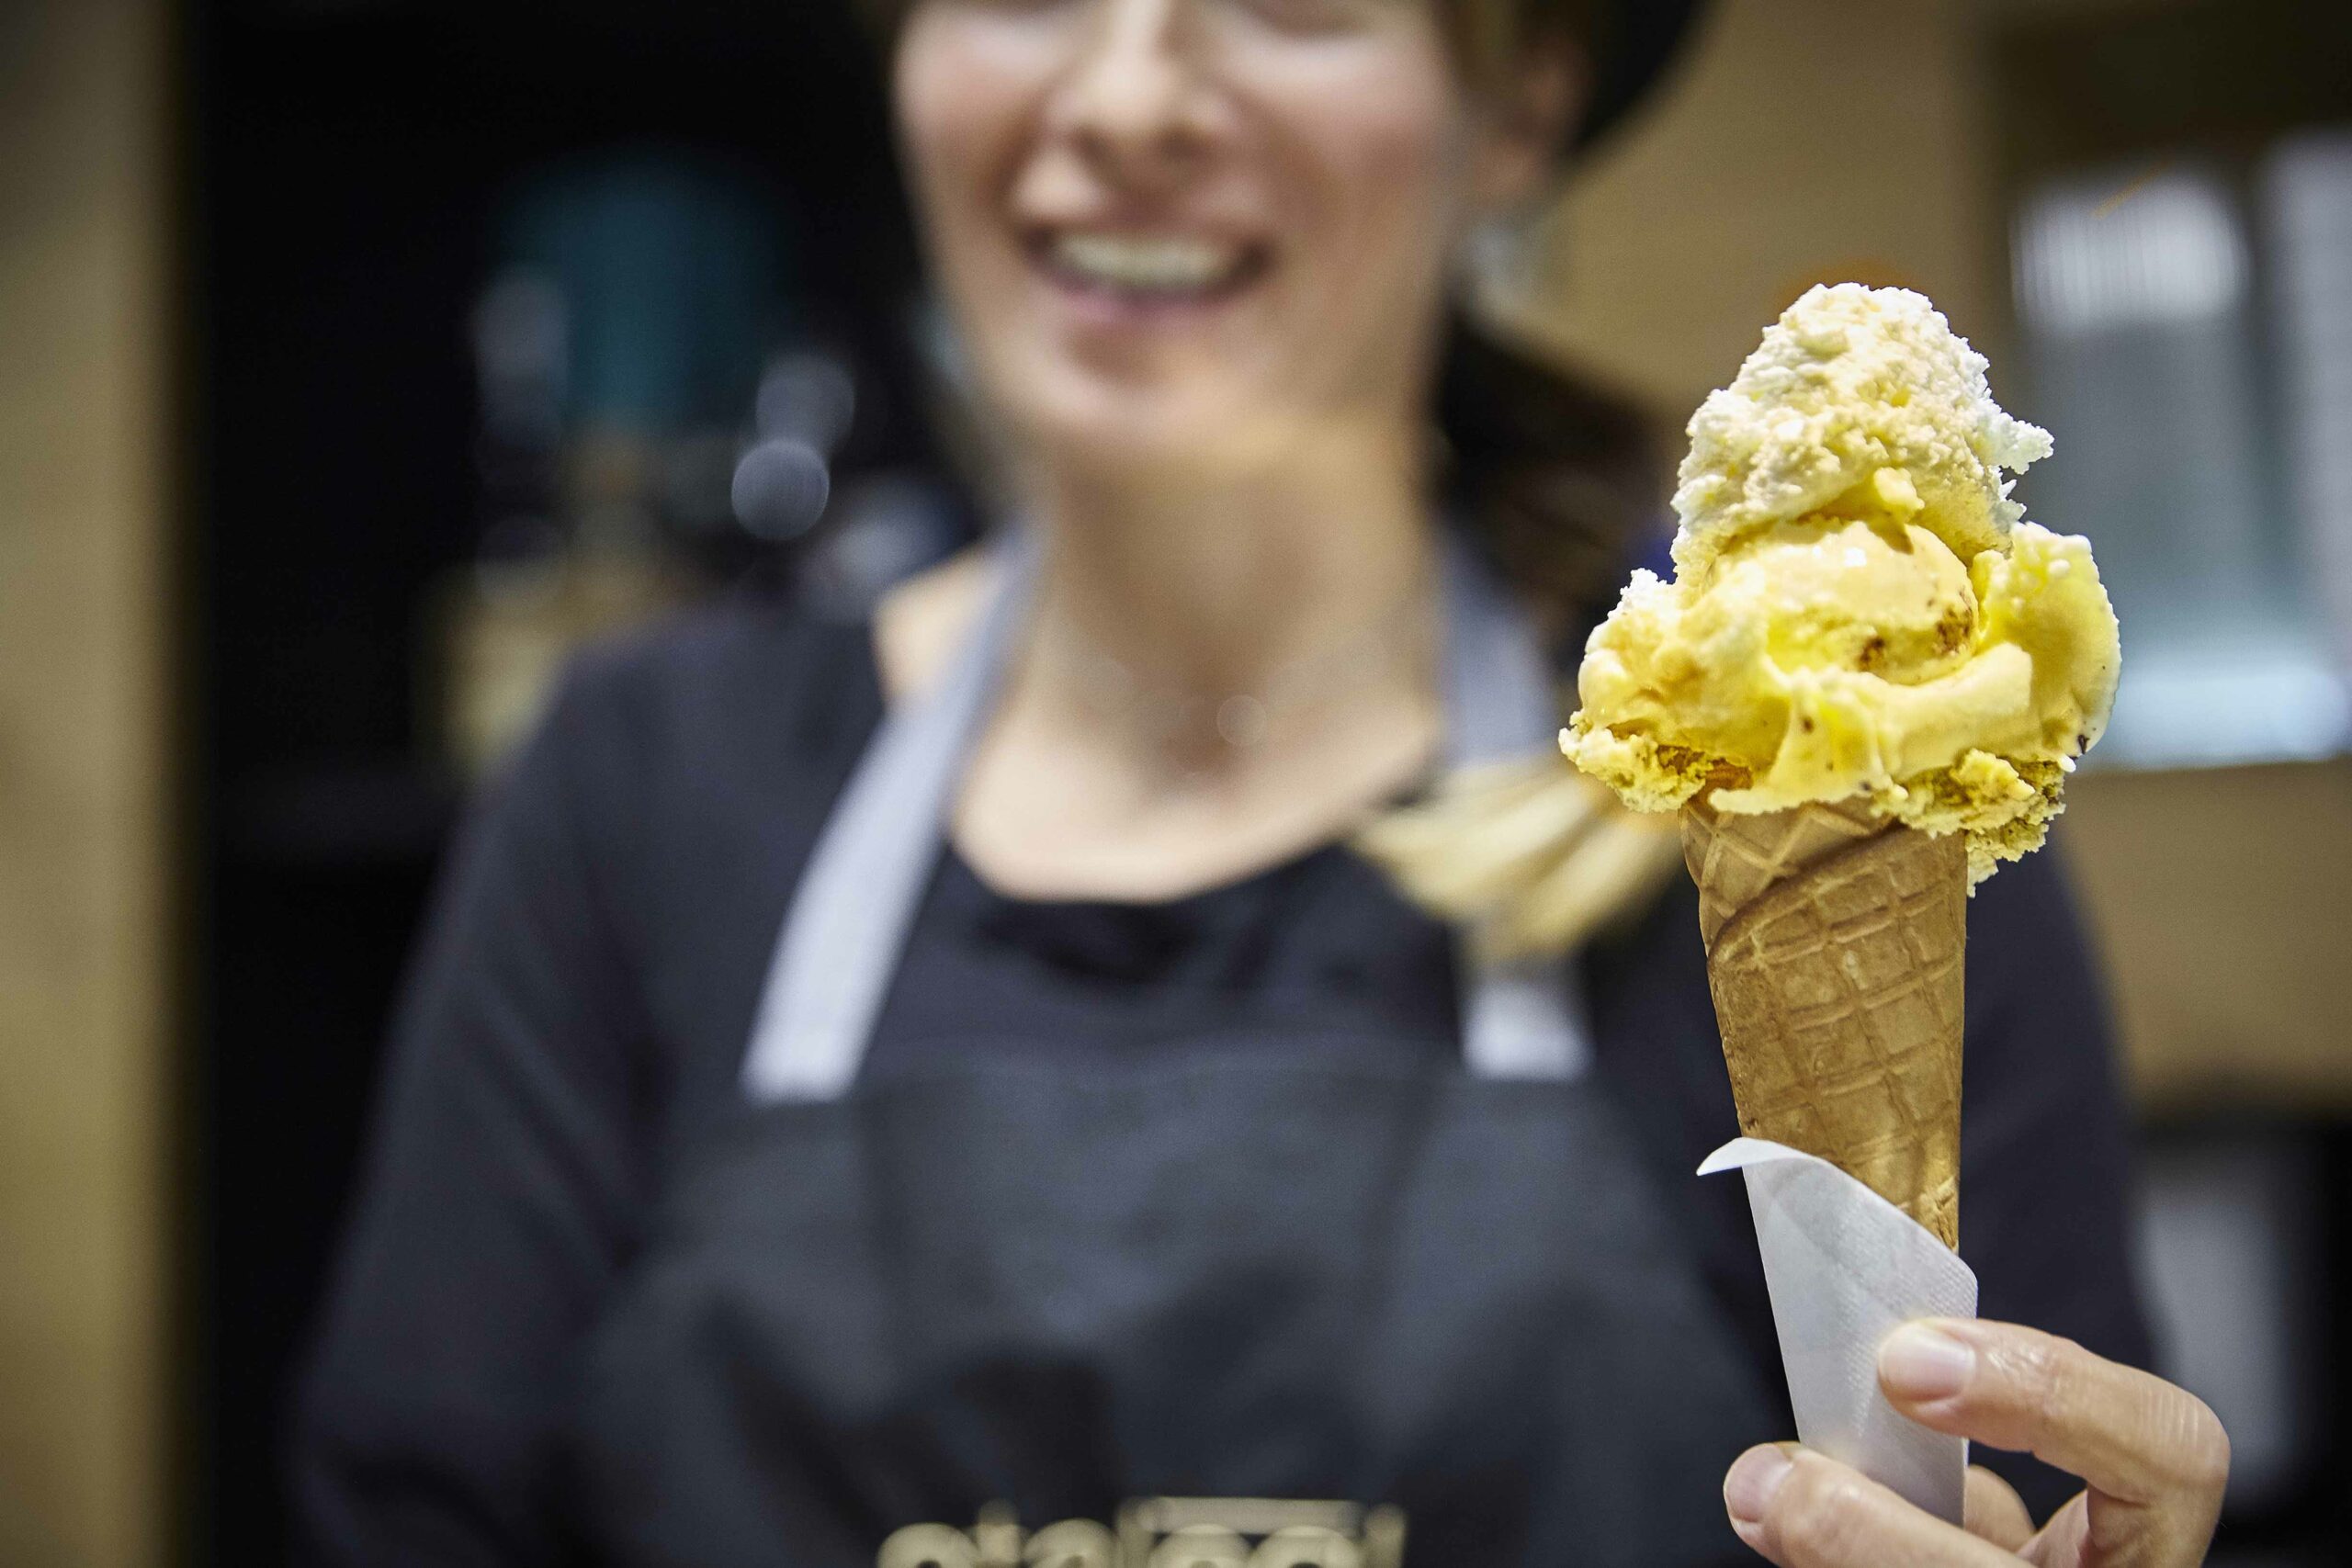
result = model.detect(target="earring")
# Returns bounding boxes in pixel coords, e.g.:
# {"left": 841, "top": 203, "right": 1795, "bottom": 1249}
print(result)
{"left": 1459, "top": 204, "right": 1550, "bottom": 321}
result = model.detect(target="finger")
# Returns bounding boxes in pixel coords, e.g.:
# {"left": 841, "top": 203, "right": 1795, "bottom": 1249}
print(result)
{"left": 1723, "top": 1444, "right": 2016, "bottom": 1568}
{"left": 1962, "top": 1467, "right": 2032, "bottom": 1552}
{"left": 1877, "top": 1320, "right": 2230, "bottom": 1507}
{"left": 2020, "top": 1492, "right": 2087, "bottom": 1568}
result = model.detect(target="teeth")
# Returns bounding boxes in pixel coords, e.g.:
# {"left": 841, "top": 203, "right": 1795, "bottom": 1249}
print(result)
{"left": 1053, "top": 232, "right": 1242, "bottom": 293}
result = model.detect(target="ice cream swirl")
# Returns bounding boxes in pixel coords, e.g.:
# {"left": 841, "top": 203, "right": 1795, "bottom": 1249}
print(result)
{"left": 1566, "top": 284, "right": 2120, "bottom": 881}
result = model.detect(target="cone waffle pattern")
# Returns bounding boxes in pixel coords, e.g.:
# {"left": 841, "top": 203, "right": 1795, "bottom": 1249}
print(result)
{"left": 1682, "top": 798, "right": 1966, "bottom": 1249}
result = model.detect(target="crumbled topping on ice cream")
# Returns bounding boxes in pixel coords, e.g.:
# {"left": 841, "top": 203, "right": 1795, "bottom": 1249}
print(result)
{"left": 1566, "top": 285, "right": 2118, "bottom": 883}
{"left": 1671, "top": 284, "right": 2052, "bottom": 579}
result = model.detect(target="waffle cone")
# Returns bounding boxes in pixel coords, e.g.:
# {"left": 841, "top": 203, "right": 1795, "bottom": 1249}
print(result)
{"left": 1681, "top": 795, "right": 1965, "bottom": 1249}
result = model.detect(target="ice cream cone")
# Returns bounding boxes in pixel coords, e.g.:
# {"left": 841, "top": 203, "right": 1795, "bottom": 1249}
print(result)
{"left": 1681, "top": 794, "right": 1965, "bottom": 1249}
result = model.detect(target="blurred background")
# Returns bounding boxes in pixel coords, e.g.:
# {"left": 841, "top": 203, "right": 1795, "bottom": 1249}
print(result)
{"left": 3, "top": 0, "right": 2347, "bottom": 1563}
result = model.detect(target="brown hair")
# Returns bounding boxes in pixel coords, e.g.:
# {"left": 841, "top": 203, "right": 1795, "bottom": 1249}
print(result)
{"left": 1439, "top": 0, "right": 1603, "bottom": 92}
{"left": 1431, "top": 0, "right": 1655, "bottom": 645}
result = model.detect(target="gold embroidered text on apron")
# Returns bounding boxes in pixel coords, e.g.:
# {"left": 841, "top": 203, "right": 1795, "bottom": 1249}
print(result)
{"left": 877, "top": 1498, "right": 1407, "bottom": 1568}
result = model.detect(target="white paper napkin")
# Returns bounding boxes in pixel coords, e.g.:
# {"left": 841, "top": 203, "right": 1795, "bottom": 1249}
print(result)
{"left": 1700, "top": 1136, "right": 1980, "bottom": 1522}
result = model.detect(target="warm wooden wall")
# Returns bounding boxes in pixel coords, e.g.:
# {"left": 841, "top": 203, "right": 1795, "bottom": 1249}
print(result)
{"left": 2065, "top": 762, "right": 2352, "bottom": 1114}
{"left": 0, "top": 0, "right": 176, "bottom": 1562}
{"left": 1501, "top": 0, "right": 2006, "bottom": 413}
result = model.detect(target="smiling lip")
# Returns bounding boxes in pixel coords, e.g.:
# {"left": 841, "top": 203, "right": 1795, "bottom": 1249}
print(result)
{"left": 1025, "top": 228, "right": 1272, "bottom": 319}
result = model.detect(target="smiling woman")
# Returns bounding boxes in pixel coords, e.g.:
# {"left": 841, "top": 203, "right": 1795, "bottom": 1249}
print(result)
{"left": 876, "top": 0, "right": 1668, "bottom": 908}
{"left": 290, "top": 3, "right": 2192, "bottom": 1565}
{"left": 895, "top": 0, "right": 1513, "bottom": 461}
{"left": 878, "top": 0, "right": 1654, "bottom": 616}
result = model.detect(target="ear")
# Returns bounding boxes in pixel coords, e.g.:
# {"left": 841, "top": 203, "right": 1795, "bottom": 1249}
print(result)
{"left": 1465, "top": 33, "right": 1584, "bottom": 213}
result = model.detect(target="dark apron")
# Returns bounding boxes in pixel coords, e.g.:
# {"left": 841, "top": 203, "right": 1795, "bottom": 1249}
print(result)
{"left": 573, "top": 537, "right": 1774, "bottom": 1566}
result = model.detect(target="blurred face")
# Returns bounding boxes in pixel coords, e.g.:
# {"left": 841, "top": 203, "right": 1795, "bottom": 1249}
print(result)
{"left": 895, "top": 0, "right": 1565, "bottom": 477}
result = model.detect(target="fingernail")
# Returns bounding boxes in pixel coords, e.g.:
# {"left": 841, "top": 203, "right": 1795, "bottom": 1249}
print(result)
{"left": 1724, "top": 1444, "right": 1792, "bottom": 1527}
{"left": 1880, "top": 1322, "right": 1976, "bottom": 1401}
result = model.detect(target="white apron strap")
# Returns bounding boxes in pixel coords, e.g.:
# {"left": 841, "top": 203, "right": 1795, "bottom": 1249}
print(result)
{"left": 741, "top": 531, "right": 1589, "bottom": 1102}
{"left": 740, "top": 535, "right": 1041, "bottom": 1101}
{"left": 1438, "top": 540, "right": 1592, "bottom": 1083}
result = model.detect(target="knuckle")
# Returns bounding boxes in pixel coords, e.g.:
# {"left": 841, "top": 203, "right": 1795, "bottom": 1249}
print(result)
{"left": 2171, "top": 1394, "right": 2232, "bottom": 1495}
{"left": 2005, "top": 1329, "right": 2075, "bottom": 1434}
{"left": 1774, "top": 1461, "right": 1877, "bottom": 1565}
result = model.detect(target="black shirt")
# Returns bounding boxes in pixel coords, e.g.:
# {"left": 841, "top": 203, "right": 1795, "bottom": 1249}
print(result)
{"left": 294, "top": 591, "right": 2152, "bottom": 1562}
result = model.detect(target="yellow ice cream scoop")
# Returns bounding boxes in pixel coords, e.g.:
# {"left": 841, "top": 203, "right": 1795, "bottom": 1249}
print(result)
{"left": 1565, "top": 283, "right": 2120, "bottom": 881}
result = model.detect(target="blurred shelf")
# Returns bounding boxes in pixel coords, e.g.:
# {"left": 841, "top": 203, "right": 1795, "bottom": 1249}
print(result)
{"left": 2064, "top": 757, "right": 2352, "bottom": 1115}
{"left": 2091, "top": 641, "right": 2351, "bottom": 772}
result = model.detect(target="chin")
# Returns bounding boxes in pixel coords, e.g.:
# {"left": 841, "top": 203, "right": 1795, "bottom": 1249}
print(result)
{"left": 1012, "top": 369, "right": 1284, "bottom": 479}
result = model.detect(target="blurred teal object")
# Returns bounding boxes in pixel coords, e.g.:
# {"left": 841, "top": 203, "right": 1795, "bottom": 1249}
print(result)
{"left": 503, "top": 150, "right": 793, "bottom": 434}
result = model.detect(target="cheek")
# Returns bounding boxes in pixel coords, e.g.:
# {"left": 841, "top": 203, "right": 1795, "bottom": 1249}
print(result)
{"left": 894, "top": 17, "right": 1029, "bottom": 254}
{"left": 1257, "top": 53, "right": 1474, "bottom": 280}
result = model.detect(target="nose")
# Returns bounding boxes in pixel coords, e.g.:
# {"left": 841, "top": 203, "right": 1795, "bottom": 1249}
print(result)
{"left": 1044, "top": 0, "right": 1216, "bottom": 188}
